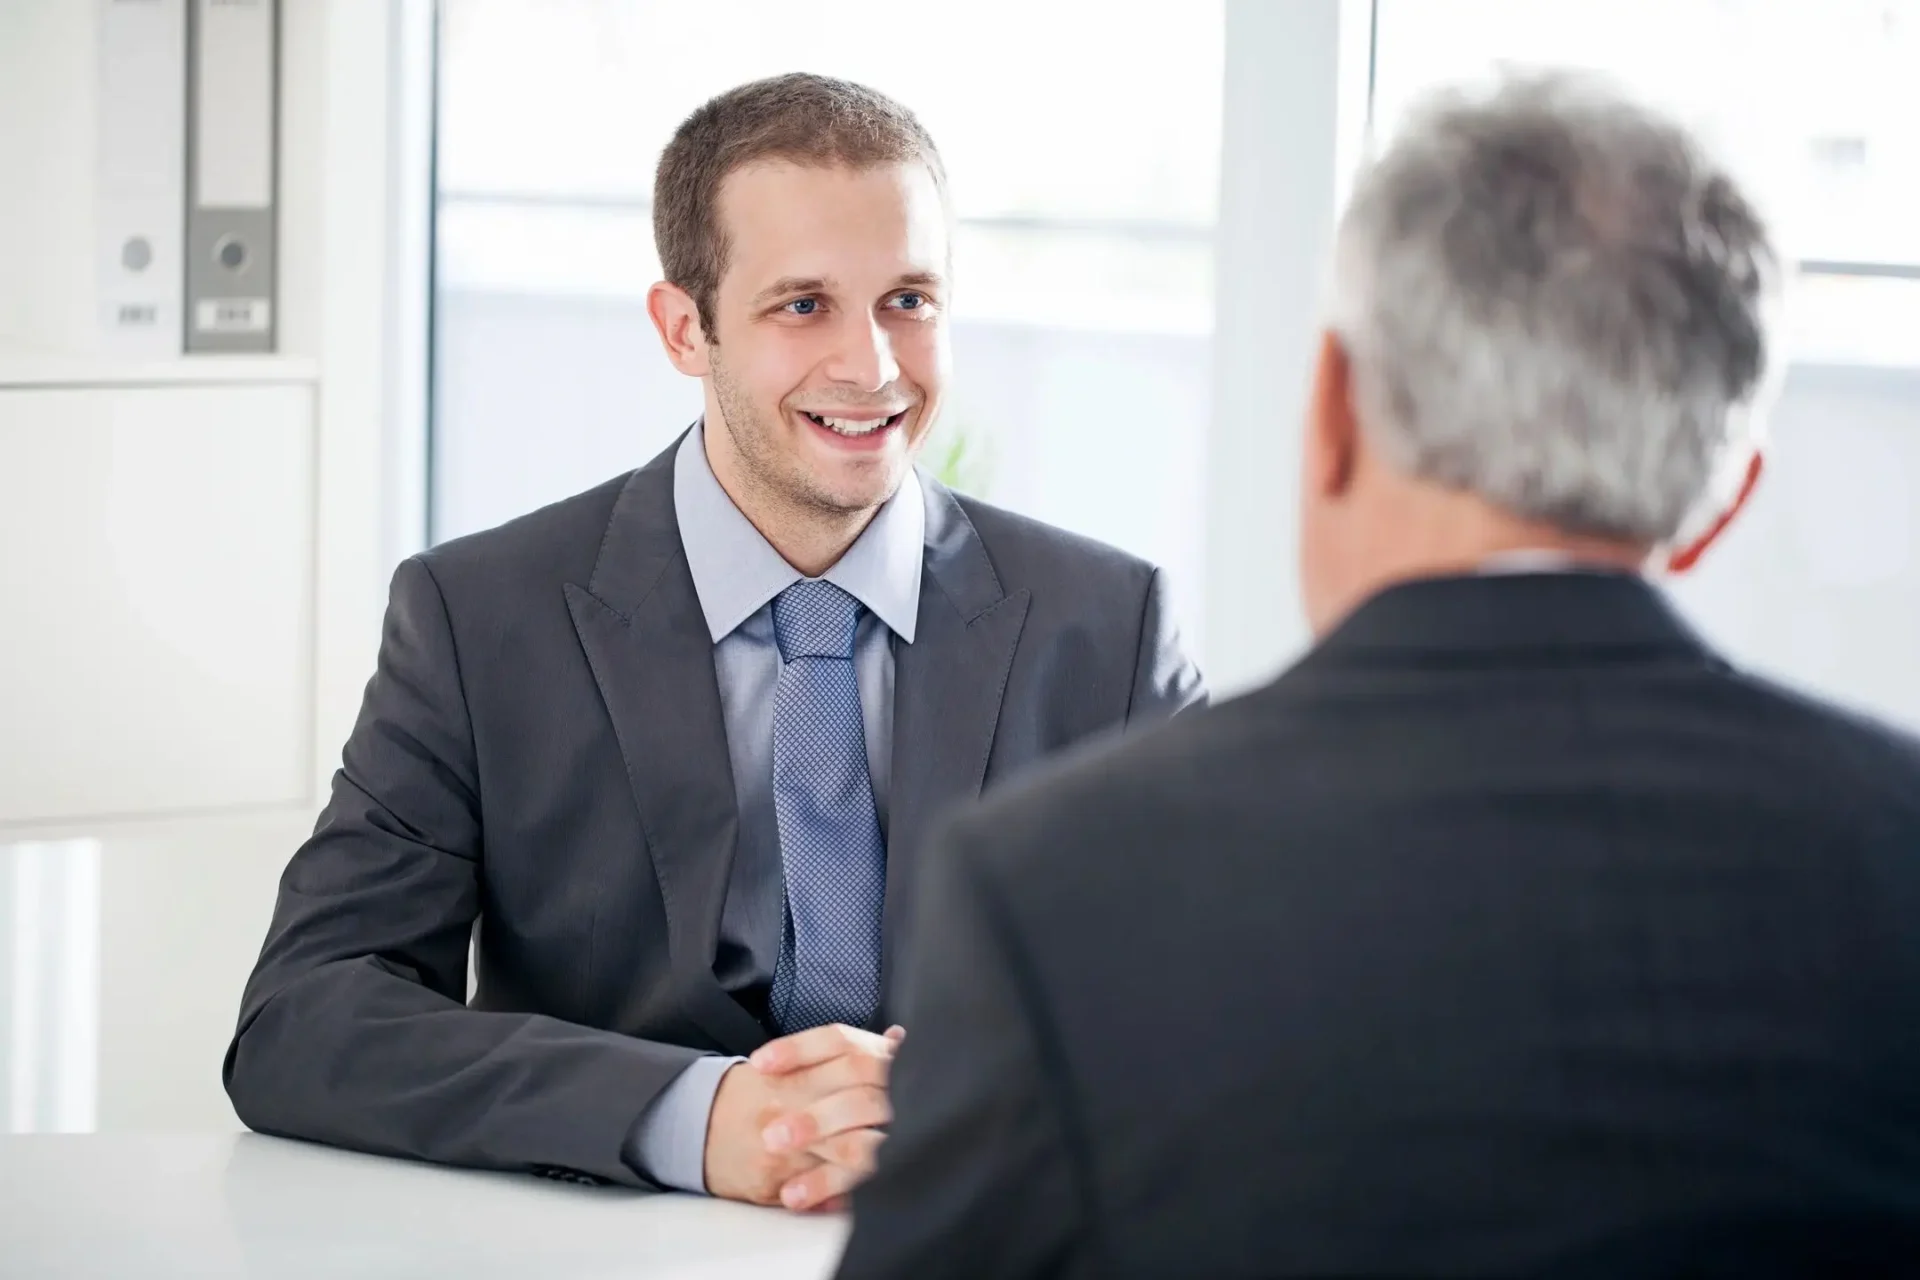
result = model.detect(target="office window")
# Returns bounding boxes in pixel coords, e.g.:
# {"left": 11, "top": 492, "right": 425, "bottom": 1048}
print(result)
{"left": 431, "top": 0, "right": 1224, "bottom": 623}
{"left": 1372, "top": 0, "right": 1920, "bottom": 730}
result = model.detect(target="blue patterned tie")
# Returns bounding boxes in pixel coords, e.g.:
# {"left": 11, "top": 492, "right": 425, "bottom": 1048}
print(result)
{"left": 768, "top": 579, "right": 887, "bottom": 1034}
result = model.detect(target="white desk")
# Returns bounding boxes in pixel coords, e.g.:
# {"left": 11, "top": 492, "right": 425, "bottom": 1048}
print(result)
{"left": 0, "top": 1134, "right": 849, "bottom": 1278}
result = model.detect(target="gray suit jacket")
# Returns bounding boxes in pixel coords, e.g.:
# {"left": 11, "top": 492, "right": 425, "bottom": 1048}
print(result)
{"left": 223, "top": 438, "right": 1203, "bottom": 1187}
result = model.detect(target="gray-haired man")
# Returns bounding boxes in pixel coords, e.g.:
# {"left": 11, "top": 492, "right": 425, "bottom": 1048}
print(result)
{"left": 837, "top": 72, "right": 1920, "bottom": 1277}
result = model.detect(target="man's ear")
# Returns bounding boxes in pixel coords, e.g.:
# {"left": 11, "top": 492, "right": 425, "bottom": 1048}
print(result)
{"left": 647, "top": 281, "right": 712, "bottom": 377}
{"left": 1307, "top": 330, "right": 1361, "bottom": 501}
{"left": 1668, "top": 451, "right": 1764, "bottom": 574}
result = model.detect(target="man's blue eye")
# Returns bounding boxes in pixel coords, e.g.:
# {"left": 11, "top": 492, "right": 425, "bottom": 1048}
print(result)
{"left": 895, "top": 292, "right": 924, "bottom": 310}
{"left": 788, "top": 298, "right": 819, "bottom": 315}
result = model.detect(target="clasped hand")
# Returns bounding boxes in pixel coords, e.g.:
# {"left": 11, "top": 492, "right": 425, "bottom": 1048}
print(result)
{"left": 703, "top": 1023, "right": 905, "bottom": 1212}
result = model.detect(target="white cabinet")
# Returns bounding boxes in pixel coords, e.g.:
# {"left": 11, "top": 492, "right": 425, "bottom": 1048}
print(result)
{"left": 0, "top": 381, "right": 315, "bottom": 826}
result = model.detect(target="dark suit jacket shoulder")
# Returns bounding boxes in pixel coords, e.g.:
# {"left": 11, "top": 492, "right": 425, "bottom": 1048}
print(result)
{"left": 948, "top": 490, "right": 1198, "bottom": 733}
{"left": 419, "top": 472, "right": 624, "bottom": 589}
{"left": 391, "top": 473, "right": 629, "bottom": 748}
{"left": 1724, "top": 666, "right": 1920, "bottom": 818}
{"left": 953, "top": 489, "right": 1159, "bottom": 597}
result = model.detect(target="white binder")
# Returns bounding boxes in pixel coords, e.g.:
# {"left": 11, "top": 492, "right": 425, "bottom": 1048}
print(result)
{"left": 185, "top": 0, "right": 277, "bottom": 354}
{"left": 96, "top": 0, "right": 188, "bottom": 357}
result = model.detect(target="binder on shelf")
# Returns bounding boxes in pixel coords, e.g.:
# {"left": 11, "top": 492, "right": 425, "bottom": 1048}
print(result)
{"left": 96, "top": 0, "right": 188, "bottom": 358}
{"left": 185, "top": 0, "right": 277, "bottom": 354}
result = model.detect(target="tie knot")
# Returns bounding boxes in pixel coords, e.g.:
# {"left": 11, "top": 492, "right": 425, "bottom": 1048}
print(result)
{"left": 773, "top": 579, "right": 862, "bottom": 661}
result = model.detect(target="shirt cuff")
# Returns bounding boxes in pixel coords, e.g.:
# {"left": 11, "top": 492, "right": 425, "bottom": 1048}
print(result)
{"left": 624, "top": 1055, "right": 744, "bottom": 1194}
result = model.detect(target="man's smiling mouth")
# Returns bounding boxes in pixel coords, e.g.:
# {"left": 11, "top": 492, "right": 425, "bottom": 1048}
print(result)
{"left": 799, "top": 410, "right": 908, "bottom": 438}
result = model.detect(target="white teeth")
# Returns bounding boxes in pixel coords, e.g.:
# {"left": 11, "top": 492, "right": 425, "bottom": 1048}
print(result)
{"left": 810, "top": 413, "right": 899, "bottom": 436}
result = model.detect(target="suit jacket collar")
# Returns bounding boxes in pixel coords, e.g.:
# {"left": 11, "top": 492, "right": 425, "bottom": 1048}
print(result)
{"left": 568, "top": 442, "right": 766, "bottom": 1052}
{"left": 579, "top": 440, "right": 681, "bottom": 618}
{"left": 882, "top": 474, "right": 1031, "bottom": 1001}
{"left": 569, "top": 440, "right": 1026, "bottom": 1047}
{"left": 912, "top": 468, "right": 1011, "bottom": 623}
{"left": 1308, "top": 571, "right": 1718, "bottom": 665}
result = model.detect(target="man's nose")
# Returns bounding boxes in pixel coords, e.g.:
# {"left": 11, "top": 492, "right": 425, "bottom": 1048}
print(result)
{"left": 822, "top": 313, "right": 900, "bottom": 392}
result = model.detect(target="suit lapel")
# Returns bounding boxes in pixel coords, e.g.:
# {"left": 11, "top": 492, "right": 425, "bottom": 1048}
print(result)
{"left": 565, "top": 448, "right": 768, "bottom": 1055}
{"left": 883, "top": 476, "right": 1030, "bottom": 990}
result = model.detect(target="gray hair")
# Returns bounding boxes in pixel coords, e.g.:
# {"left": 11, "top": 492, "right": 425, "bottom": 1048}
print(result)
{"left": 1327, "top": 71, "right": 1783, "bottom": 545}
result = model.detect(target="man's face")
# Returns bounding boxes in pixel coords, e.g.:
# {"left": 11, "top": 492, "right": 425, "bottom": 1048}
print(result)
{"left": 704, "top": 160, "right": 952, "bottom": 516}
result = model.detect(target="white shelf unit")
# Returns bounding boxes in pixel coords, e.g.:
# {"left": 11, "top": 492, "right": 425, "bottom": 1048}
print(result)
{"left": 0, "top": 0, "right": 431, "bottom": 832}
{"left": 0, "top": 378, "right": 318, "bottom": 829}
{"left": 0, "top": 352, "right": 319, "bottom": 391}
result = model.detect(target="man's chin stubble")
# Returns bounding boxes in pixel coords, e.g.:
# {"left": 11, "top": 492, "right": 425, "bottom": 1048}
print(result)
{"left": 796, "top": 472, "right": 899, "bottom": 521}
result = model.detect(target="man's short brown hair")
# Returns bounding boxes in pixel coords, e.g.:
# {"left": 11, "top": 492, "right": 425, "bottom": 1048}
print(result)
{"left": 653, "top": 72, "right": 948, "bottom": 337}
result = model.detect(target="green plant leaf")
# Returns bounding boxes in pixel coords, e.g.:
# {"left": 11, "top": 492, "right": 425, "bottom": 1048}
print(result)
{"left": 925, "top": 420, "right": 994, "bottom": 497}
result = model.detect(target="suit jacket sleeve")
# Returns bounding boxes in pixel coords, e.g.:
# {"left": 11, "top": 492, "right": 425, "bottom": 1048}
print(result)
{"left": 836, "top": 815, "right": 1087, "bottom": 1280}
{"left": 1129, "top": 567, "right": 1207, "bottom": 723}
{"left": 222, "top": 555, "right": 703, "bottom": 1187}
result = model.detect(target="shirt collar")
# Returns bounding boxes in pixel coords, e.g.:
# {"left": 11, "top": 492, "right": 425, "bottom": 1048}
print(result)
{"left": 673, "top": 421, "right": 924, "bottom": 645}
{"left": 1476, "top": 549, "right": 1584, "bottom": 575}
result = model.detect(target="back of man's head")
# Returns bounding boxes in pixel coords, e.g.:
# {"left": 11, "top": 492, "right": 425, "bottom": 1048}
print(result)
{"left": 1302, "top": 71, "right": 1783, "bottom": 632}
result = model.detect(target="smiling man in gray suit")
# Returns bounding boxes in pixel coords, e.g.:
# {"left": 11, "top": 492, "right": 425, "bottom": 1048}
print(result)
{"left": 224, "top": 72, "right": 1202, "bottom": 1214}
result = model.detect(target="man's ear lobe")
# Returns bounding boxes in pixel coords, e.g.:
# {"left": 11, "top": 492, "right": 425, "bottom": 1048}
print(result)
{"left": 647, "top": 281, "right": 712, "bottom": 377}
{"left": 1668, "top": 451, "right": 1764, "bottom": 575}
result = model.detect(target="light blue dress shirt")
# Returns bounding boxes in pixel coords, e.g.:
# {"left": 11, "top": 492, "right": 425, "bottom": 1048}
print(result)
{"left": 625, "top": 423, "right": 924, "bottom": 1193}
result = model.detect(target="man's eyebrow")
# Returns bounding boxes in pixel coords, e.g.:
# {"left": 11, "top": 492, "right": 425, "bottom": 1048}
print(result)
{"left": 751, "top": 276, "right": 831, "bottom": 306}
{"left": 894, "top": 271, "right": 946, "bottom": 291}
